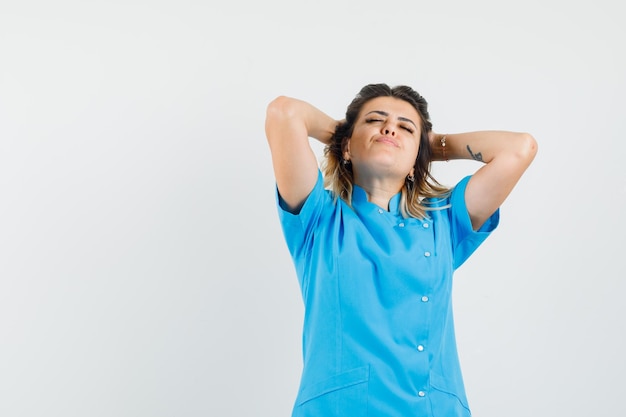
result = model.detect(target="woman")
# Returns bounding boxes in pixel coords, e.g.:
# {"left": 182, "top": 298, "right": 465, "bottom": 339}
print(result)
{"left": 265, "top": 83, "right": 537, "bottom": 417}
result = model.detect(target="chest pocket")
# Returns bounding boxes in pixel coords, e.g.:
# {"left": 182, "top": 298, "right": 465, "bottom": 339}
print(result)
{"left": 293, "top": 366, "right": 369, "bottom": 417}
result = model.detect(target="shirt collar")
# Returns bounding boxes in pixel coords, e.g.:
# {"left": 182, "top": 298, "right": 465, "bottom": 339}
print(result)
{"left": 352, "top": 184, "right": 402, "bottom": 214}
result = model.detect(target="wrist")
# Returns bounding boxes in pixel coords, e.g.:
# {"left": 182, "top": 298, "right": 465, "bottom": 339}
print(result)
{"left": 440, "top": 135, "right": 448, "bottom": 162}
{"left": 430, "top": 133, "right": 449, "bottom": 162}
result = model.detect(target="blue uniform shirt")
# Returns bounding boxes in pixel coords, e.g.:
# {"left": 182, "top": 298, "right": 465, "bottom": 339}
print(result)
{"left": 276, "top": 170, "right": 499, "bottom": 417}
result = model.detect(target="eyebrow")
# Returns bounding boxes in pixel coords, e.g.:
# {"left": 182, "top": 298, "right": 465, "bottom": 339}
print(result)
{"left": 365, "top": 110, "right": 417, "bottom": 129}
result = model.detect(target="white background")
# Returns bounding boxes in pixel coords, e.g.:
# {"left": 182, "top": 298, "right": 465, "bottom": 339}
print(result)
{"left": 1, "top": 1, "right": 624, "bottom": 416}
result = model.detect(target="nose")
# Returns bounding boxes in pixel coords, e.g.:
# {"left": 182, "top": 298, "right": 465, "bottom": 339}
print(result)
{"left": 383, "top": 123, "right": 396, "bottom": 136}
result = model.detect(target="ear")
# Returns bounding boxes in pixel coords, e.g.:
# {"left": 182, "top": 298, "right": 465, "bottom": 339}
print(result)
{"left": 343, "top": 138, "right": 352, "bottom": 161}
{"left": 408, "top": 167, "right": 415, "bottom": 178}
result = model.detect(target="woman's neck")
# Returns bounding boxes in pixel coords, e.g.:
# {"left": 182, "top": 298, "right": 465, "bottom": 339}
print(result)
{"left": 354, "top": 178, "right": 403, "bottom": 211}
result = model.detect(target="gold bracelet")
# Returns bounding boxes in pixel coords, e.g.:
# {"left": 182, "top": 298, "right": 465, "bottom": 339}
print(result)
{"left": 441, "top": 135, "right": 448, "bottom": 162}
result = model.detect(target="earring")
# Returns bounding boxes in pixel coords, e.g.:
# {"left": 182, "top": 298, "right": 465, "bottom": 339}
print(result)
{"left": 342, "top": 159, "right": 351, "bottom": 165}
{"left": 407, "top": 173, "right": 415, "bottom": 182}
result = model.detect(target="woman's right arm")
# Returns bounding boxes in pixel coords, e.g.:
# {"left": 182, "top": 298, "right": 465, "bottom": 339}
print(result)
{"left": 265, "top": 96, "right": 337, "bottom": 212}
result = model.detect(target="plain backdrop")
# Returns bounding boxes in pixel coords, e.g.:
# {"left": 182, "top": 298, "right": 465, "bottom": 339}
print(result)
{"left": 1, "top": 1, "right": 624, "bottom": 416}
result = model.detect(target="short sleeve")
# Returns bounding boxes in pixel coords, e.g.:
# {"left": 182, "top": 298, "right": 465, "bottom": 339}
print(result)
{"left": 276, "top": 170, "right": 331, "bottom": 261}
{"left": 449, "top": 175, "right": 500, "bottom": 269}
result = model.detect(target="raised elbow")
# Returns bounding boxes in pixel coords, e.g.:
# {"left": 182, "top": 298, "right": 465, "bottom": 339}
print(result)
{"left": 517, "top": 132, "right": 538, "bottom": 163}
{"left": 266, "top": 95, "right": 298, "bottom": 121}
{"left": 265, "top": 97, "right": 293, "bottom": 147}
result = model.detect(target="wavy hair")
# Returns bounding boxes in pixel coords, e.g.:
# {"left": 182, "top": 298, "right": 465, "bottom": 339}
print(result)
{"left": 321, "top": 83, "right": 450, "bottom": 219}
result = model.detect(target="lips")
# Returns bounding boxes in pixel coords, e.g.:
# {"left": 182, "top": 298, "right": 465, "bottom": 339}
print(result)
{"left": 375, "top": 136, "right": 399, "bottom": 147}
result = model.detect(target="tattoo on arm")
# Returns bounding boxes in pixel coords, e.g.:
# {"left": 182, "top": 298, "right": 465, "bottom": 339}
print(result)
{"left": 466, "top": 145, "right": 483, "bottom": 162}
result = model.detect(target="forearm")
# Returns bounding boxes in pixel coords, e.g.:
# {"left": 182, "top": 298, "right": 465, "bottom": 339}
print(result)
{"left": 266, "top": 96, "right": 337, "bottom": 146}
{"left": 430, "top": 131, "right": 536, "bottom": 164}
{"left": 430, "top": 130, "right": 537, "bottom": 230}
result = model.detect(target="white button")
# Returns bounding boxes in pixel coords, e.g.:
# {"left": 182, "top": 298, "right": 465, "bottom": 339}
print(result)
{"left": 421, "top": 296, "right": 429, "bottom": 302}
{"left": 398, "top": 222, "right": 405, "bottom": 228}
{"left": 417, "top": 345, "right": 424, "bottom": 351}
{"left": 422, "top": 223, "right": 429, "bottom": 228}
{"left": 378, "top": 209, "right": 383, "bottom": 214}
{"left": 424, "top": 251, "right": 431, "bottom": 257}
{"left": 418, "top": 391, "right": 426, "bottom": 397}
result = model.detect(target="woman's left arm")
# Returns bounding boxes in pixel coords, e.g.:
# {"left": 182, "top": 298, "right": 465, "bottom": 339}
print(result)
{"left": 431, "top": 131, "right": 538, "bottom": 230}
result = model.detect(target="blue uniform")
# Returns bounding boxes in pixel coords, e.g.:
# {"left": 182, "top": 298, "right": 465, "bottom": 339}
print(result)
{"left": 276, "top": 170, "right": 499, "bottom": 417}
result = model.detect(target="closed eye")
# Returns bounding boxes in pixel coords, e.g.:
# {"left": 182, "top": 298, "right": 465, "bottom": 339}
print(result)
{"left": 365, "top": 115, "right": 415, "bottom": 134}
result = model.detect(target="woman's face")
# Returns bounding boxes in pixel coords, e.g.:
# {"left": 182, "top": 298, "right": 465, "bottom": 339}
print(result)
{"left": 345, "top": 96, "right": 421, "bottom": 183}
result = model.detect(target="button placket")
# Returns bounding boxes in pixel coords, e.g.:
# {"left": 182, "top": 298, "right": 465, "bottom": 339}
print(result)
{"left": 415, "top": 294, "right": 430, "bottom": 398}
